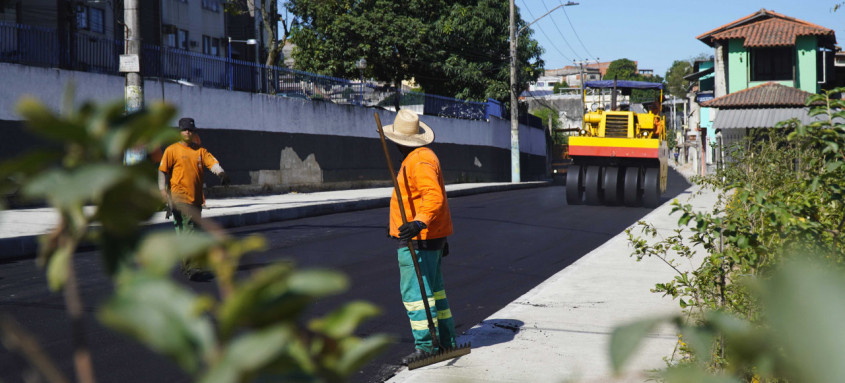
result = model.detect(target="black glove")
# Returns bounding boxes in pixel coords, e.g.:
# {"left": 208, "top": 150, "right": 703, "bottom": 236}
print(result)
{"left": 219, "top": 172, "right": 231, "bottom": 186}
{"left": 398, "top": 221, "right": 426, "bottom": 241}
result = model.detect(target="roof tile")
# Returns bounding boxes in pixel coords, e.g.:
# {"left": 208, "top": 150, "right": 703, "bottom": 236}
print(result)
{"left": 712, "top": 18, "right": 833, "bottom": 47}
{"left": 700, "top": 82, "right": 817, "bottom": 108}
{"left": 697, "top": 9, "right": 835, "bottom": 47}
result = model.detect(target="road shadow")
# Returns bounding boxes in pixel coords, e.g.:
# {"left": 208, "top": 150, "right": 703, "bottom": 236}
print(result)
{"left": 460, "top": 318, "right": 525, "bottom": 349}
{"left": 661, "top": 166, "right": 693, "bottom": 202}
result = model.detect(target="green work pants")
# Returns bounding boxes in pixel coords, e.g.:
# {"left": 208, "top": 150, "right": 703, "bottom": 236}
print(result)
{"left": 398, "top": 246, "right": 457, "bottom": 353}
{"left": 172, "top": 203, "right": 203, "bottom": 271}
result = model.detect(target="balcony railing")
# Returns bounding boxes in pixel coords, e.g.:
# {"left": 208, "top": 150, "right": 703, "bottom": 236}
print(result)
{"left": 0, "top": 21, "right": 499, "bottom": 121}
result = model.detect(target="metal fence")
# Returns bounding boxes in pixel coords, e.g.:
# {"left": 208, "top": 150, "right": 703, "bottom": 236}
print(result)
{"left": 0, "top": 22, "right": 498, "bottom": 121}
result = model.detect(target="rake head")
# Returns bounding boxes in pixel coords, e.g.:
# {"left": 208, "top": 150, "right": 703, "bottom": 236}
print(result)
{"left": 407, "top": 342, "right": 472, "bottom": 370}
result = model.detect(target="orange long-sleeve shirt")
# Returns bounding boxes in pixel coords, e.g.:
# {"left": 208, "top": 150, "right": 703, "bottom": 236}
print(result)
{"left": 389, "top": 147, "right": 453, "bottom": 240}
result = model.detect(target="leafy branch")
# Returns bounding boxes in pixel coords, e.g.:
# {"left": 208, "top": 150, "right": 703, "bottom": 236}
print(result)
{"left": 617, "top": 87, "right": 845, "bottom": 381}
{"left": 0, "top": 93, "right": 391, "bottom": 382}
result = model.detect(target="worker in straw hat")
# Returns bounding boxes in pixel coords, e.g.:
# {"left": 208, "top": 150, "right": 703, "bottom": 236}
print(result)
{"left": 383, "top": 109, "right": 458, "bottom": 364}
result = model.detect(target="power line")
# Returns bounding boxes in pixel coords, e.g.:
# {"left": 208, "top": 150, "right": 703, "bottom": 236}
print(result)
{"left": 519, "top": 0, "right": 572, "bottom": 62}
{"left": 559, "top": 1, "right": 595, "bottom": 60}
{"left": 539, "top": 0, "right": 582, "bottom": 60}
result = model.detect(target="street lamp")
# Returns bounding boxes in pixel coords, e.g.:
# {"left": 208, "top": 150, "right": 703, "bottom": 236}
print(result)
{"left": 356, "top": 58, "right": 367, "bottom": 106}
{"left": 228, "top": 37, "right": 257, "bottom": 91}
{"left": 509, "top": 1, "right": 577, "bottom": 182}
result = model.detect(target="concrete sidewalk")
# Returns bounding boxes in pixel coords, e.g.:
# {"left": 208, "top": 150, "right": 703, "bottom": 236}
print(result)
{"left": 387, "top": 167, "right": 714, "bottom": 383}
{"left": 0, "top": 182, "right": 546, "bottom": 260}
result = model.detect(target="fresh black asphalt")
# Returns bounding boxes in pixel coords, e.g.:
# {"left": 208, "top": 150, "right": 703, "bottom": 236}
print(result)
{"left": 0, "top": 170, "right": 691, "bottom": 383}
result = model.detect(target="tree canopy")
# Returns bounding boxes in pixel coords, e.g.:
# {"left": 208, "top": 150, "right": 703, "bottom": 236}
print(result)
{"left": 604, "top": 58, "right": 639, "bottom": 81}
{"left": 665, "top": 59, "right": 693, "bottom": 97}
{"left": 224, "top": 0, "right": 291, "bottom": 68}
{"left": 602, "top": 58, "right": 665, "bottom": 104}
{"left": 552, "top": 81, "right": 570, "bottom": 94}
{"left": 286, "top": 0, "right": 544, "bottom": 102}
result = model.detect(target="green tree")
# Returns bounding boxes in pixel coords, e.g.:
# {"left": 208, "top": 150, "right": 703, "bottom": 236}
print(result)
{"left": 224, "top": 0, "right": 292, "bottom": 68}
{"left": 224, "top": 0, "right": 294, "bottom": 93}
{"left": 530, "top": 107, "right": 559, "bottom": 130}
{"left": 665, "top": 59, "right": 693, "bottom": 97}
{"left": 426, "top": 0, "right": 544, "bottom": 102}
{"left": 286, "top": 0, "right": 543, "bottom": 103}
{"left": 552, "top": 81, "right": 570, "bottom": 94}
{"left": 604, "top": 58, "right": 639, "bottom": 81}
{"left": 603, "top": 58, "right": 665, "bottom": 104}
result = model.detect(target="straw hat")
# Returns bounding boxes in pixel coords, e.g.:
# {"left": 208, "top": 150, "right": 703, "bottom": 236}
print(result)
{"left": 383, "top": 110, "right": 434, "bottom": 147}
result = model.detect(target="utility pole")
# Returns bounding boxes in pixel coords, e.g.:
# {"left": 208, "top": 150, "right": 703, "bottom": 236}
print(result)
{"left": 572, "top": 60, "right": 594, "bottom": 87}
{"left": 122, "top": 0, "right": 145, "bottom": 164}
{"left": 254, "top": 0, "right": 263, "bottom": 92}
{"left": 509, "top": 1, "right": 578, "bottom": 183}
{"left": 573, "top": 59, "right": 590, "bottom": 129}
{"left": 509, "top": 0, "right": 519, "bottom": 182}
{"left": 671, "top": 96, "right": 676, "bottom": 135}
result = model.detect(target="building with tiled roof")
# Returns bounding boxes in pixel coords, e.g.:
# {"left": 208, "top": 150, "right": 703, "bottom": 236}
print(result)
{"left": 684, "top": 9, "right": 837, "bottom": 175}
{"left": 697, "top": 9, "right": 835, "bottom": 48}
{"left": 696, "top": 9, "right": 836, "bottom": 95}
{"left": 700, "top": 82, "right": 816, "bottom": 108}
{"left": 700, "top": 82, "right": 825, "bottom": 132}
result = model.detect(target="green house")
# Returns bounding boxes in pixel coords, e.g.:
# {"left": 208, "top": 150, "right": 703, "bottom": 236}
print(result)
{"left": 697, "top": 9, "right": 836, "bottom": 95}
{"left": 688, "top": 9, "right": 837, "bottom": 170}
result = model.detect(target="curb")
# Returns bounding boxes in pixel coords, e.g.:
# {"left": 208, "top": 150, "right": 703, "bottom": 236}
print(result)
{"left": 0, "top": 182, "right": 549, "bottom": 261}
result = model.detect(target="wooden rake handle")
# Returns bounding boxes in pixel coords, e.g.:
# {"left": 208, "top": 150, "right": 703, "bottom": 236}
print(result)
{"left": 374, "top": 112, "right": 441, "bottom": 351}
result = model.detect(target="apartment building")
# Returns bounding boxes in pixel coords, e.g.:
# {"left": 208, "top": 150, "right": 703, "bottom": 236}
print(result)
{"left": 161, "top": 0, "right": 225, "bottom": 56}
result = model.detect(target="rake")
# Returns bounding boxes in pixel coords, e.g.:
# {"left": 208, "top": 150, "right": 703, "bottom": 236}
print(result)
{"left": 374, "top": 112, "right": 471, "bottom": 370}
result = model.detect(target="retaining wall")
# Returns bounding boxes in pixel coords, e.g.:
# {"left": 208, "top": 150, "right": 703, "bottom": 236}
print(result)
{"left": 0, "top": 63, "right": 547, "bottom": 191}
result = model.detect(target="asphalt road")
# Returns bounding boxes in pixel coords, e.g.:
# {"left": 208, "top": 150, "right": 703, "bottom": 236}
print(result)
{"left": 0, "top": 170, "right": 691, "bottom": 383}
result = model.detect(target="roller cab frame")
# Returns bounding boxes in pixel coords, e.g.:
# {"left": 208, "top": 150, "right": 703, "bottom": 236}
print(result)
{"left": 566, "top": 80, "right": 668, "bottom": 208}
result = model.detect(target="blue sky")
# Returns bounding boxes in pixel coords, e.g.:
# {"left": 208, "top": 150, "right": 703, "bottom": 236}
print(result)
{"left": 517, "top": 0, "right": 844, "bottom": 76}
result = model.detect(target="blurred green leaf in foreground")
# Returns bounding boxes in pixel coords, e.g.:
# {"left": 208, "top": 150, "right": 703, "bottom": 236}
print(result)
{"left": 0, "top": 93, "right": 391, "bottom": 383}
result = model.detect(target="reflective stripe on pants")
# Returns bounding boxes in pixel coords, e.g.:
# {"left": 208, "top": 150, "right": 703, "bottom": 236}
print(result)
{"left": 398, "top": 245, "right": 457, "bottom": 353}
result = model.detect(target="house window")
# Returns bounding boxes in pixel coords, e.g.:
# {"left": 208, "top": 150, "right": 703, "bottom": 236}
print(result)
{"left": 76, "top": 6, "right": 88, "bottom": 29}
{"left": 162, "top": 25, "right": 177, "bottom": 47}
{"left": 163, "top": 26, "right": 177, "bottom": 47}
{"left": 211, "top": 38, "right": 220, "bottom": 56}
{"left": 202, "top": 35, "right": 211, "bottom": 54}
{"left": 177, "top": 29, "right": 189, "bottom": 50}
{"left": 536, "top": 82, "right": 544, "bottom": 87}
{"left": 202, "top": 0, "right": 220, "bottom": 12}
{"left": 89, "top": 7, "right": 105, "bottom": 33}
{"left": 751, "top": 47, "right": 793, "bottom": 81}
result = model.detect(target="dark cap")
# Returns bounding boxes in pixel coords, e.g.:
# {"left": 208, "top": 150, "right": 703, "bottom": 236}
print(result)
{"left": 178, "top": 118, "right": 197, "bottom": 131}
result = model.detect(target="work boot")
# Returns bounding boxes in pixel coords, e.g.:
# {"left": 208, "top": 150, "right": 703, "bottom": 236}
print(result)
{"left": 400, "top": 349, "right": 428, "bottom": 365}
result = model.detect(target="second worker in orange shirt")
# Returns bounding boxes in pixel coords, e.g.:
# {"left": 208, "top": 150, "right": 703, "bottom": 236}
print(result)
{"left": 158, "top": 117, "right": 230, "bottom": 281}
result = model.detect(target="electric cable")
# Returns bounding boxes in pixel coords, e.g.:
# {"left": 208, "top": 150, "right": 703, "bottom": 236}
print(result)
{"left": 559, "top": 0, "right": 595, "bottom": 59}
{"left": 519, "top": 0, "right": 571, "bottom": 62}
{"left": 539, "top": 0, "right": 581, "bottom": 60}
